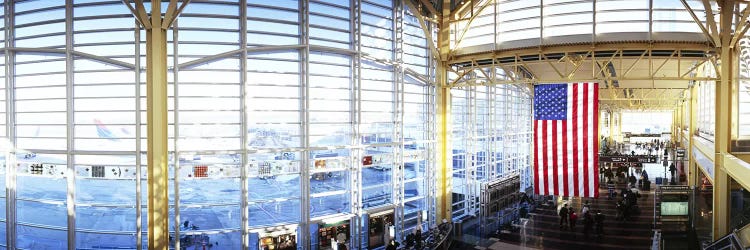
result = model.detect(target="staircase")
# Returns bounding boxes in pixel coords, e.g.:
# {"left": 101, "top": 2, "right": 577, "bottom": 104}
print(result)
{"left": 493, "top": 185, "right": 657, "bottom": 250}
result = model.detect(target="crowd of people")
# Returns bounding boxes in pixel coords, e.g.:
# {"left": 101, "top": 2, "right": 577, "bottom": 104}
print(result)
{"left": 558, "top": 202, "right": 606, "bottom": 239}
{"left": 633, "top": 139, "right": 668, "bottom": 156}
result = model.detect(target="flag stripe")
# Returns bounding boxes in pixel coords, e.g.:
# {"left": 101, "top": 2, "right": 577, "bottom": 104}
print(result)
{"left": 584, "top": 83, "right": 590, "bottom": 197}
{"left": 566, "top": 84, "right": 573, "bottom": 196}
{"left": 546, "top": 121, "right": 554, "bottom": 194}
{"left": 572, "top": 84, "right": 580, "bottom": 197}
{"left": 562, "top": 119, "right": 568, "bottom": 197}
{"left": 552, "top": 120, "right": 559, "bottom": 195}
{"left": 542, "top": 121, "right": 549, "bottom": 195}
{"left": 533, "top": 121, "right": 540, "bottom": 195}
{"left": 537, "top": 120, "right": 545, "bottom": 195}
{"left": 578, "top": 84, "right": 585, "bottom": 196}
{"left": 588, "top": 83, "right": 596, "bottom": 196}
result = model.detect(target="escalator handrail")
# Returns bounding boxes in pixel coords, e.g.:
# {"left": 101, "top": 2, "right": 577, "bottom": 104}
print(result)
{"left": 703, "top": 228, "right": 747, "bottom": 250}
{"left": 735, "top": 222, "right": 750, "bottom": 249}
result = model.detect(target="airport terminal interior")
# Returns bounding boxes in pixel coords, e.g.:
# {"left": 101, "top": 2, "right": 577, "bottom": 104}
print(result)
{"left": 0, "top": 0, "right": 749, "bottom": 249}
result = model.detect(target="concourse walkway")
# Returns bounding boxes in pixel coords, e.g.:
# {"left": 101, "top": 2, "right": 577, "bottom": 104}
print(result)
{"left": 455, "top": 183, "right": 657, "bottom": 250}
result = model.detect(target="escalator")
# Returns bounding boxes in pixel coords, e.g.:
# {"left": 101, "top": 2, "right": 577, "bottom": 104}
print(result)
{"left": 702, "top": 224, "right": 750, "bottom": 250}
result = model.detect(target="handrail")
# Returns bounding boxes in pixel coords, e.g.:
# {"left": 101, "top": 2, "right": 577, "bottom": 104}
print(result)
{"left": 736, "top": 223, "right": 750, "bottom": 249}
{"left": 654, "top": 186, "right": 657, "bottom": 229}
{"left": 652, "top": 230, "right": 661, "bottom": 250}
{"left": 703, "top": 229, "right": 745, "bottom": 250}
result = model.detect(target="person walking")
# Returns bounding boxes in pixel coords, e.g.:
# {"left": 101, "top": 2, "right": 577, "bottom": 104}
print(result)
{"left": 595, "top": 210, "right": 605, "bottom": 238}
{"left": 583, "top": 211, "right": 593, "bottom": 239}
{"left": 569, "top": 211, "right": 578, "bottom": 231}
{"left": 669, "top": 163, "right": 677, "bottom": 184}
{"left": 559, "top": 204, "right": 569, "bottom": 229}
{"left": 582, "top": 201, "right": 590, "bottom": 216}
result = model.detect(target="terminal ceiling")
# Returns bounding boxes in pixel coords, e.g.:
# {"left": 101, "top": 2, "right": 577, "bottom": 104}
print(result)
{"left": 406, "top": 0, "right": 738, "bottom": 111}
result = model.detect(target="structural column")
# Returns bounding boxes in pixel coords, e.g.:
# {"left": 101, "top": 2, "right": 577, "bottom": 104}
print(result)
{"left": 688, "top": 83, "right": 698, "bottom": 187}
{"left": 145, "top": 0, "right": 170, "bottom": 248}
{"left": 616, "top": 111, "right": 625, "bottom": 142}
{"left": 713, "top": 0, "right": 734, "bottom": 240}
{"left": 435, "top": 0, "right": 452, "bottom": 223}
{"left": 436, "top": 76, "right": 451, "bottom": 222}
{"left": 607, "top": 111, "right": 619, "bottom": 145}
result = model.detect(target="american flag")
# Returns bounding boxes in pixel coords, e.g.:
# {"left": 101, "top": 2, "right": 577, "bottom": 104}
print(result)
{"left": 533, "top": 83, "right": 599, "bottom": 198}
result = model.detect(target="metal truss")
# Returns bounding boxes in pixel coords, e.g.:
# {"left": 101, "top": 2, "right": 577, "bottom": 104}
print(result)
{"left": 447, "top": 43, "right": 718, "bottom": 88}
{"left": 599, "top": 88, "right": 689, "bottom": 111}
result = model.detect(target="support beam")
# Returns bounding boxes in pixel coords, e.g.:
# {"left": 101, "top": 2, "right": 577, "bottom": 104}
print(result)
{"left": 436, "top": 80, "right": 451, "bottom": 223}
{"left": 681, "top": 0, "right": 714, "bottom": 46}
{"left": 451, "top": 0, "right": 494, "bottom": 55}
{"left": 543, "top": 54, "right": 565, "bottom": 79}
{"left": 688, "top": 82, "right": 698, "bottom": 187}
{"left": 607, "top": 110, "right": 617, "bottom": 145}
{"left": 143, "top": 0, "right": 170, "bottom": 248}
{"left": 128, "top": 0, "right": 152, "bottom": 29}
{"left": 435, "top": 0, "right": 452, "bottom": 223}
{"left": 651, "top": 51, "right": 678, "bottom": 77}
{"left": 731, "top": 3, "right": 750, "bottom": 48}
{"left": 713, "top": 0, "right": 733, "bottom": 241}
{"left": 450, "top": 0, "right": 478, "bottom": 19}
{"left": 418, "top": 0, "right": 440, "bottom": 18}
{"left": 702, "top": 0, "right": 721, "bottom": 46}
{"left": 162, "top": 0, "right": 192, "bottom": 29}
{"left": 404, "top": 0, "right": 441, "bottom": 61}
{"left": 622, "top": 50, "right": 648, "bottom": 77}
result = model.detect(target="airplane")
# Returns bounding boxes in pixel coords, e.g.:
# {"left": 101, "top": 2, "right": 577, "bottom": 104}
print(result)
{"left": 94, "top": 119, "right": 130, "bottom": 141}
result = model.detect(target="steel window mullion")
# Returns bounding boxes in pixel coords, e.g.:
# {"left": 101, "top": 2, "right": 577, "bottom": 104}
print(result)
{"left": 172, "top": 21, "right": 181, "bottom": 250}
{"left": 239, "top": 1, "right": 250, "bottom": 249}
{"left": 65, "top": 1, "right": 76, "bottom": 247}
{"left": 299, "top": 0, "right": 311, "bottom": 248}
{"left": 4, "top": 1, "right": 16, "bottom": 248}
{"left": 133, "top": 19, "right": 144, "bottom": 250}
{"left": 350, "top": 0, "right": 363, "bottom": 248}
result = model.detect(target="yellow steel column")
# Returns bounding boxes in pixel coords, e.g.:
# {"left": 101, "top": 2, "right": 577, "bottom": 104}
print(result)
{"left": 609, "top": 112, "right": 614, "bottom": 145}
{"left": 146, "top": 0, "right": 169, "bottom": 248}
{"left": 436, "top": 0, "right": 452, "bottom": 222}
{"left": 617, "top": 112, "right": 622, "bottom": 142}
{"left": 678, "top": 104, "right": 683, "bottom": 145}
{"left": 436, "top": 81, "right": 451, "bottom": 222}
{"left": 670, "top": 108, "right": 679, "bottom": 142}
{"left": 676, "top": 107, "right": 681, "bottom": 142}
{"left": 713, "top": 0, "right": 733, "bottom": 240}
{"left": 688, "top": 85, "right": 698, "bottom": 187}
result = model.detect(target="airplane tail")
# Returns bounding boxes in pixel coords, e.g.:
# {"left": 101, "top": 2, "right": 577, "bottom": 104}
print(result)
{"left": 94, "top": 119, "right": 118, "bottom": 141}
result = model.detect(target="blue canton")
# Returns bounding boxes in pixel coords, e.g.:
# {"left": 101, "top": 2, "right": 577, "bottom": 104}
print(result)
{"left": 534, "top": 84, "right": 567, "bottom": 120}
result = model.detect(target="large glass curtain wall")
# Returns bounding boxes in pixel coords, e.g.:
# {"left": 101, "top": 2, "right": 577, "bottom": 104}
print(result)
{"left": 696, "top": 62, "right": 717, "bottom": 141}
{"left": 738, "top": 37, "right": 750, "bottom": 138}
{"left": 450, "top": 83, "right": 532, "bottom": 219}
{"left": 0, "top": 1, "right": 436, "bottom": 249}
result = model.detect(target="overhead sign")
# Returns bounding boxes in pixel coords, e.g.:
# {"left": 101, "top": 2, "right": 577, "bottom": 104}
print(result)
{"left": 676, "top": 148, "right": 685, "bottom": 157}
{"left": 599, "top": 155, "right": 658, "bottom": 163}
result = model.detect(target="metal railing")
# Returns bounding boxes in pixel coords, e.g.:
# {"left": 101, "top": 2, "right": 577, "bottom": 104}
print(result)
{"left": 702, "top": 223, "right": 750, "bottom": 250}
{"left": 652, "top": 230, "right": 662, "bottom": 250}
